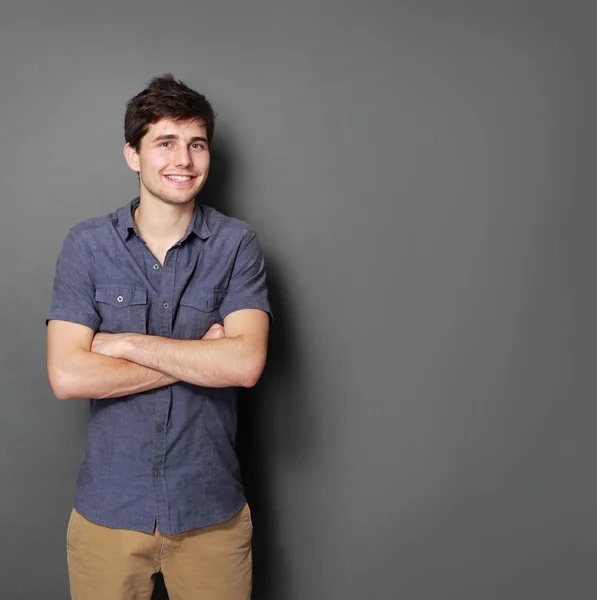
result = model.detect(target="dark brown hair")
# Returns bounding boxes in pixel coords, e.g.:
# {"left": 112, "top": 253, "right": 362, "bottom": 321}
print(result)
{"left": 124, "top": 74, "right": 216, "bottom": 150}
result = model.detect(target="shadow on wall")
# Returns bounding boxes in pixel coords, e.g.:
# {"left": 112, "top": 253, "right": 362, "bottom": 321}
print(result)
{"left": 151, "top": 132, "right": 306, "bottom": 599}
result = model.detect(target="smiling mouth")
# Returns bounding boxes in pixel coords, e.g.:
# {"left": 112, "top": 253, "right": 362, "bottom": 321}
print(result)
{"left": 164, "top": 174, "right": 195, "bottom": 182}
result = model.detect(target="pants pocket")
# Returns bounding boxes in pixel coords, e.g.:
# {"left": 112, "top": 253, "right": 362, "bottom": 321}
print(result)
{"left": 66, "top": 508, "right": 79, "bottom": 550}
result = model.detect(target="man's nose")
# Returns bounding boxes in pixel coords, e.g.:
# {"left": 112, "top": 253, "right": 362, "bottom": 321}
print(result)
{"left": 174, "top": 146, "right": 192, "bottom": 167}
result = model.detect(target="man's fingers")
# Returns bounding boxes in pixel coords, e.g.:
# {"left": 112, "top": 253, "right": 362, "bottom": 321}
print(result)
{"left": 202, "top": 323, "right": 225, "bottom": 340}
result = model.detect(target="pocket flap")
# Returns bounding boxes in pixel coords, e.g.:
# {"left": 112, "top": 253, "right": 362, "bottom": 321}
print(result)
{"left": 179, "top": 288, "right": 224, "bottom": 312}
{"left": 95, "top": 285, "right": 148, "bottom": 308}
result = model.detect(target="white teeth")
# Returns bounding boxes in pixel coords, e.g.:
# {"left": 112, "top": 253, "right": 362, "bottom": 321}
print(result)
{"left": 166, "top": 175, "right": 192, "bottom": 181}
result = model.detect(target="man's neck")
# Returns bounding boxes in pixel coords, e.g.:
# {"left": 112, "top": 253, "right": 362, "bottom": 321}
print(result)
{"left": 133, "top": 196, "right": 195, "bottom": 247}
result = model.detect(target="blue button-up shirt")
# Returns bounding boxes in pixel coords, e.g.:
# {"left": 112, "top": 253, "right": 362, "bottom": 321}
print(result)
{"left": 47, "top": 198, "right": 272, "bottom": 534}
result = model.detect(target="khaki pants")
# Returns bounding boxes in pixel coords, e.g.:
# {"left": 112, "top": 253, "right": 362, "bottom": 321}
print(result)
{"left": 66, "top": 505, "right": 253, "bottom": 600}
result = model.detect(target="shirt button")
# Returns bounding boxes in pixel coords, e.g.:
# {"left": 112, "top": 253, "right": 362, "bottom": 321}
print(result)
{"left": 153, "top": 469, "right": 161, "bottom": 477}
{"left": 156, "top": 425, "right": 163, "bottom": 432}
{"left": 162, "top": 302, "right": 169, "bottom": 309}
{"left": 153, "top": 264, "right": 160, "bottom": 270}
{"left": 117, "top": 295, "right": 124, "bottom": 303}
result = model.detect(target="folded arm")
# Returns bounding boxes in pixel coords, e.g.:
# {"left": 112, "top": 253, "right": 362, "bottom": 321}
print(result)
{"left": 47, "top": 320, "right": 179, "bottom": 400}
{"left": 47, "top": 226, "right": 270, "bottom": 399}
{"left": 93, "top": 309, "right": 270, "bottom": 389}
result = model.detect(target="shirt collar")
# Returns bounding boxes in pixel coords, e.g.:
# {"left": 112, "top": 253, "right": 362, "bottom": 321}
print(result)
{"left": 117, "top": 197, "right": 212, "bottom": 241}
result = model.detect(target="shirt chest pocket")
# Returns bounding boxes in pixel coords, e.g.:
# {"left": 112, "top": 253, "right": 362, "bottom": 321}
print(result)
{"left": 178, "top": 288, "right": 225, "bottom": 339}
{"left": 95, "top": 285, "right": 148, "bottom": 334}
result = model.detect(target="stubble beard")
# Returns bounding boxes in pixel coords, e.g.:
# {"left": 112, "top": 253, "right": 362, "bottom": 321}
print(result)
{"left": 141, "top": 174, "right": 198, "bottom": 207}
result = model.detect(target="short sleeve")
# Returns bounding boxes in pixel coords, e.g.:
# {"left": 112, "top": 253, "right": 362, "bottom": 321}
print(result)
{"left": 219, "top": 231, "right": 273, "bottom": 322}
{"left": 46, "top": 229, "right": 101, "bottom": 331}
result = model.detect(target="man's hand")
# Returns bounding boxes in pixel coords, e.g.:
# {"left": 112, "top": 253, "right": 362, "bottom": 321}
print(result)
{"left": 201, "top": 323, "right": 226, "bottom": 340}
{"left": 91, "top": 323, "right": 226, "bottom": 358}
{"left": 91, "top": 332, "right": 131, "bottom": 358}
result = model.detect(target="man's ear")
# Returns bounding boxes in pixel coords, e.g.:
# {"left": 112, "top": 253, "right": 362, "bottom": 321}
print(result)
{"left": 123, "top": 143, "right": 140, "bottom": 173}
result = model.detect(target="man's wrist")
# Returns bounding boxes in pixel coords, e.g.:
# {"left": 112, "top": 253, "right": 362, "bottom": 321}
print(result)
{"left": 119, "top": 333, "right": 142, "bottom": 361}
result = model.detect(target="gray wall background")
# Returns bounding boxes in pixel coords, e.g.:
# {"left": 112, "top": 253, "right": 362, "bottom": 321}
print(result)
{"left": 1, "top": 1, "right": 596, "bottom": 598}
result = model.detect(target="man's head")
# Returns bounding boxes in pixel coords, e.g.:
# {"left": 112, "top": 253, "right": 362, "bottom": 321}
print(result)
{"left": 123, "top": 74, "right": 216, "bottom": 206}
{"left": 125, "top": 74, "right": 215, "bottom": 151}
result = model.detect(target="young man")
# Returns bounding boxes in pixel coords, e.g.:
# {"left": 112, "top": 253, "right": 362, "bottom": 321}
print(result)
{"left": 46, "top": 74, "right": 271, "bottom": 600}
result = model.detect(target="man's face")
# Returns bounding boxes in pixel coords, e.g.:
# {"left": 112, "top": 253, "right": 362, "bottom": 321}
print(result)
{"left": 124, "top": 118, "right": 210, "bottom": 206}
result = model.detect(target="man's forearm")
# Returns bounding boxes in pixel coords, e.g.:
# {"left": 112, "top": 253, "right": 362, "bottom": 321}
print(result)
{"left": 119, "top": 334, "right": 263, "bottom": 388}
{"left": 50, "top": 349, "right": 177, "bottom": 400}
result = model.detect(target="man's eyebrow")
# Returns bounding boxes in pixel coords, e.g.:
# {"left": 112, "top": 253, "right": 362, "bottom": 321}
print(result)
{"left": 152, "top": 134, "right": 178, "bottom": 142}
{"left": 152, "top": 134, "right": 208, "bottom": 144}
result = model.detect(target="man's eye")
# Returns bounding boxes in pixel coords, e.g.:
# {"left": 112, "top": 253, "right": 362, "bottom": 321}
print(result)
{"left": 160, "top": 142, "right": 172, "bottom": 148}
{"left": 191, "top": 143, "right": 206, "bottom": 150}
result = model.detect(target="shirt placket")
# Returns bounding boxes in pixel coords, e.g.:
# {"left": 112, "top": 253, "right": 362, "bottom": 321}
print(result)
{"left": 148, "top": 248, "right": 177, "bottom": 532}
